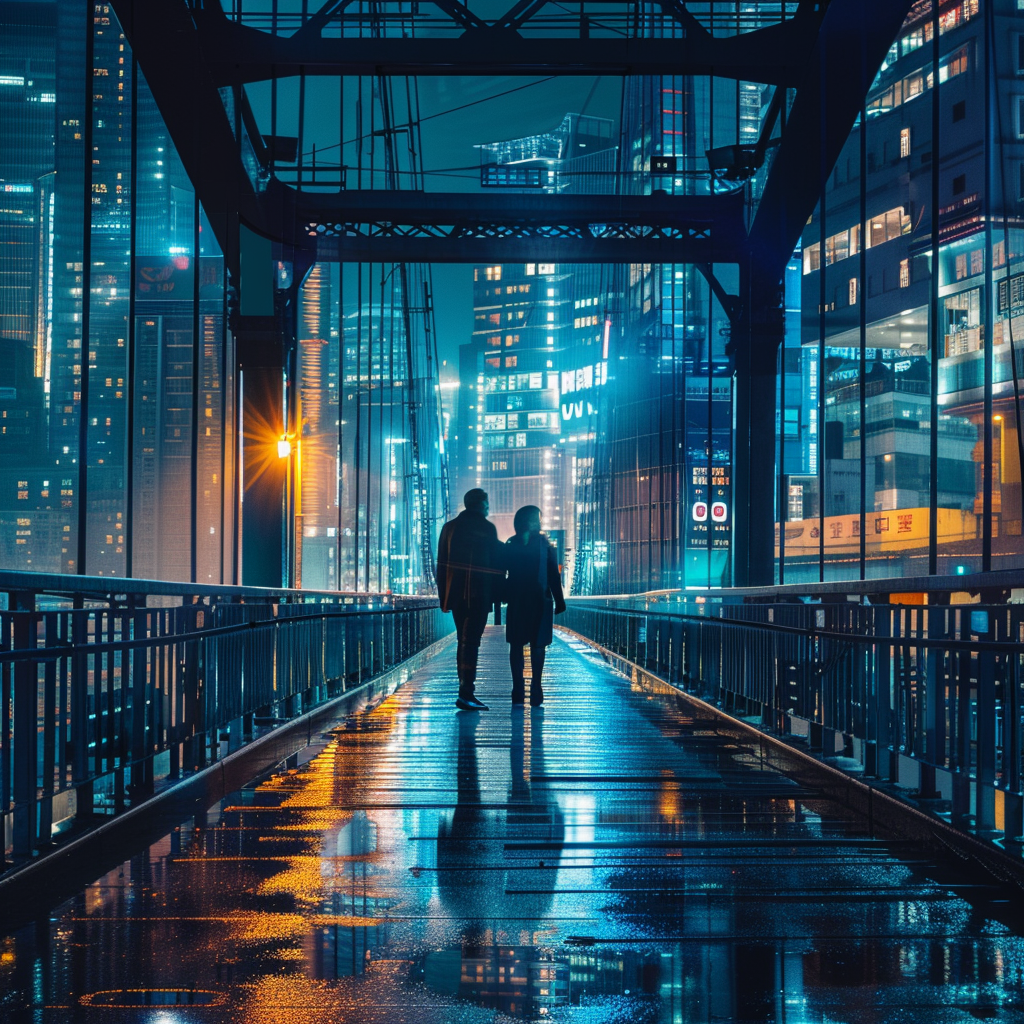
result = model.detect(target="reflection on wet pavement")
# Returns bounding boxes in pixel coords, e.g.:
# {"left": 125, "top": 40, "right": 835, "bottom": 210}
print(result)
{"left": 4, "top": 626, "right": 1024, "bottom": 1021}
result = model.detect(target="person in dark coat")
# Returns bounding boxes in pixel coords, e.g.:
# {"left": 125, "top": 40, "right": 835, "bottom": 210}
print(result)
{"left": 503, "top": 505, "right": 566, "bottom": 706}
{"left": 436, "top": 488, "right": 505, "bottom": 711}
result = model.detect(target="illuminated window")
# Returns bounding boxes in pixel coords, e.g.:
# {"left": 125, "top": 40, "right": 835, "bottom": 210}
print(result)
{"left": 849, "top": 277, "right": 858, "bottom": 304}
{"left": 899, "top": 259, "right": 910, "bottom": 288}
{"left": 900, "top": 127, "right": 911, "bottom": 158}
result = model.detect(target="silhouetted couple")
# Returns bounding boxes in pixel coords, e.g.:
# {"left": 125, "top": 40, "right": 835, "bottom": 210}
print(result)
{"left": 436, "top": 488, "right": 566, "bottom": 711}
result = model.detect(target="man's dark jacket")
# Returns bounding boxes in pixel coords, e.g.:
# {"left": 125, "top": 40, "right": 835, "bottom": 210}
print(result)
{"left": 436, "top": 509, "right": 503, "bottom": 613}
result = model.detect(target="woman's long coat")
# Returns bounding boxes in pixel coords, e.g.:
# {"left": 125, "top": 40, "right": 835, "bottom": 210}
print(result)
{"left": 503, "top": 534, "right": 566, "bottom": 647}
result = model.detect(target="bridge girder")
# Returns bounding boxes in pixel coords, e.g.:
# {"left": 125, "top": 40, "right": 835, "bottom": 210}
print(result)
{"left": 197, "top": 5, "right": 820, "bottom": 87}
{"left": 279, "top": 187, "right": 746, "bottom": 264}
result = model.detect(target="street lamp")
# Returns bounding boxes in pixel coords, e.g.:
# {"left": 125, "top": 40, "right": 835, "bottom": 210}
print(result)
{"left": 278, "top": 433, "right": 300, "bottom": 587}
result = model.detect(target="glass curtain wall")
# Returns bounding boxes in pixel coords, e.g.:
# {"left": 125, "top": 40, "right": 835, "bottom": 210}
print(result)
{"left": 300, "top": 260, "right": 446, "bottom": 595}
{"left": 0, "top": 0, "right": 232, "bottom": 582}
{"left": 248, "top": 62, "right": 448, "bottom": 594}
{"left": 594, "top": 5, "right": 744, "bottom": 594}
{"left": 783, "top": 0, "right": 1024, "bottom": 582}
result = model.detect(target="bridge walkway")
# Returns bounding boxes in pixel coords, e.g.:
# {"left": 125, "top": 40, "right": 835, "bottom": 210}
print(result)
{"left": 3, "top": 627, "right": 1024, "bottom": 1021}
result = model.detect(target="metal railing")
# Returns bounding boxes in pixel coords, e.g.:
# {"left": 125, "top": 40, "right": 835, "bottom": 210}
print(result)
{"left": 0, "top": 572, "right": 450, "bottom": 867}
{"left": 564, "top": 588, "right": 1024, "bottom": 843}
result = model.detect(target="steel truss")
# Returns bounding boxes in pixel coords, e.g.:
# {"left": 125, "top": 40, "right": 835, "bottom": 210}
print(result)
{"left": 297, "top": 189, "right": 740, "bottom": 263}
{"left": 195, "top": 0, "right": 821, "bottom": 85}
{"left": 109, "top": 0, "right": 917, "bottom": 586}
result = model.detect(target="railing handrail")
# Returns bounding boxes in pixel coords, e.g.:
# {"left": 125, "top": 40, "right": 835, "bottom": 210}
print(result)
{"left": 0, "top": 586, "right": 451, "bottom": 870}
{"left": 562, "top": 597, "right": 1024, "bottom": 847}
{"left": 0, "top": 568, "right": 436, "bottom": 604}
{"left": 565, "top": 600, "right": 1023, "bottom": 654}
{"left": 0, "top": 601, "right": 439, "bottom": 664}
{"left": 565, "top": 565, "right": 1024, "bottom": 603}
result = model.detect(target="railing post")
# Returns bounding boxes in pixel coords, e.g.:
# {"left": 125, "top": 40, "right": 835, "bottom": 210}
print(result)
{"left": 976, "top": 630, "right": 997, "bottom": 832}
{"left": 11, "top": 592, "right": 37, "bottom": 860}
{"left": 38, "top": 611, "right": 57, "bottom": 846}
{"left": 919, "top": 606, "right": 945, "bottom": 801}
{"left": 71, "top": 600, "right": 93, "bottom": 821}
{"left": 871, "top": 605, "right": 896, "bottom": 783}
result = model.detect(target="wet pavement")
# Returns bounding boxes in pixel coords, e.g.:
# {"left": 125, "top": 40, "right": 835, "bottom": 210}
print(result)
{"left": 4, "top": 626, "right": 1024, "bottom": 1022}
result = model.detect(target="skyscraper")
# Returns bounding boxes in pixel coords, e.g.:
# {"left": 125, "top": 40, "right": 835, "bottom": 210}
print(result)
{"left": 0, "top": 0, "right": 231, "bottom": 581}
{"left": 460, "top": 114, "right": 617, "bottom": 563}
{"left": 0, "top": 2, "right": 59, "bottom": 570}
{"left": 463, "top": 262, "right": 568, "bottom": 544}
{"left": 789, "top": 0, "right": 1021, "bottom": 582}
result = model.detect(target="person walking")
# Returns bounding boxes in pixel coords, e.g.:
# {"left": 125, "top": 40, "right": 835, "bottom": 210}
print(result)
{"left": 503, "top": 505, "right": 566, "bottom": 706}
{"left": 436, "top": 488, "right": 504, "bottom": 711}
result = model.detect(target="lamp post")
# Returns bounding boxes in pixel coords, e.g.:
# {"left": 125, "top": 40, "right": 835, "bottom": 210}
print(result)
{"left": 278, "top": 433, "right": 301, "bottom": 588}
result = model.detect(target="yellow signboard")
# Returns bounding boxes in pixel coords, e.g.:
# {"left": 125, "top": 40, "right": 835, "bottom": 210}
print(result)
{"left": 775, "top": 507, "right": 978, "bottom": 557}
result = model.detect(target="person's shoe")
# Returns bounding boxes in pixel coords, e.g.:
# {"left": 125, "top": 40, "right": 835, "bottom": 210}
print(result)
{"left": 511, "top": 690, "right": 526, "bottom": 705}
{"left": 455, "top": 695, "right": 490, "bottom": 711}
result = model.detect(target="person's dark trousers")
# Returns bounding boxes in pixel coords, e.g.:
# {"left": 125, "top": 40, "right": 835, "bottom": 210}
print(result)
{"left": 509, "top": 644, "right": 546, "bottom": 705}
{"left": 452, "top": 598, "right": 490, "bottom": 700}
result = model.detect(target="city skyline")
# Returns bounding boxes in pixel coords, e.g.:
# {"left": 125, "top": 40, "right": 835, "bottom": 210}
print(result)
{"left": 2, "top": 0, "right": 1023, "bottom": 591}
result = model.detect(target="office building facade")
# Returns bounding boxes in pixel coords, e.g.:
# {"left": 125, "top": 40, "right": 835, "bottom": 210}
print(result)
{"left": 460, "top": 263, "right": 568, "bottom": 545}
{"left": 0, "top": 0, "right": 233, "bottom": 581}
{"left": 788, "top": 0, "right": 1024, "bottom": 581}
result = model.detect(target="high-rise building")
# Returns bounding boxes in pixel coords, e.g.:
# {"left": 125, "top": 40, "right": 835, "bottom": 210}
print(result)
{"left": 0, "top": 0, "right": 232, "bottom": 581}
{"left": 461, "top": 263, "right": 567, "bottom": 544}
{"left": 0, "top": 2, "right": 60, "bottom": 570}
{"left": 462, "top": 114, "right": 617, "bottom": 565}
{"left": 297, "top": 263, "right": 340, "bottom": 591}
{"left": 0, "top": 2, "right": 56, "bottom": 358}
{"left": 588, "top": 73, "right": 738, "bottom": 593}
{"left": 789, "top": 0, "right": 1022, "bottom": 582}
{"left": 335, "top": 262, "right": 446, "bottom": 594}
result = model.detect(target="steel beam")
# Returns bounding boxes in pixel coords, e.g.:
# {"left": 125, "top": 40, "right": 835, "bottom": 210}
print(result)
{"left": 197, "top": 11, "right": 819, "bottom": 86}
{"left": 256, "top": 185, "right": 746, "bottom": 263}
{"left": 747, "top": 0, "right": 916, "bottom": 281}
{"left": 292, "top": 189, "right": 735, "bottom": 225}
{"left": 311, "top": 234, "right": 732, "bottom": 263}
